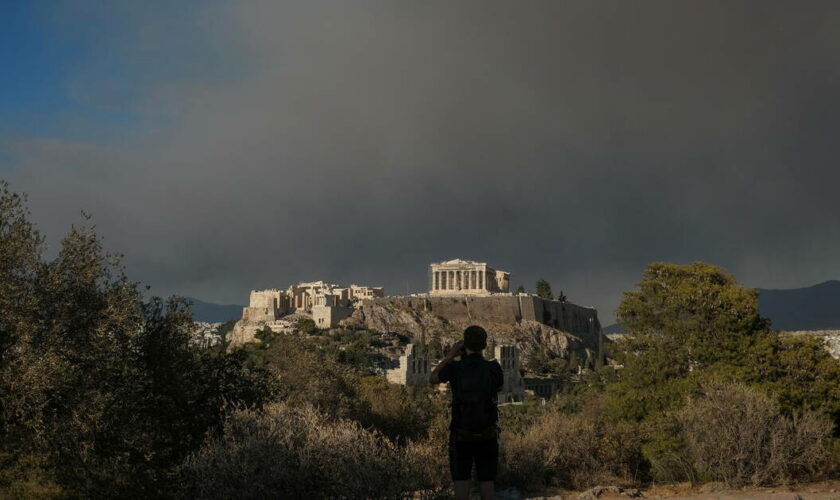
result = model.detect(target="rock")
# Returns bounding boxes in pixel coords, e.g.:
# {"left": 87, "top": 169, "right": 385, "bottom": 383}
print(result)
{"left": 346, "top": 300, "right": 456, "bottom": 339}
{"left": 227, "top": 320, "right": 263, "bottom": 347}
{"left": 577, "top": 485, "right": 641, "bottom": 500}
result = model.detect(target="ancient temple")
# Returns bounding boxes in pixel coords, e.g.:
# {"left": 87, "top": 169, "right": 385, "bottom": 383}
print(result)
{"left": 429, "top": 259, "right": 510, "bottom": 295}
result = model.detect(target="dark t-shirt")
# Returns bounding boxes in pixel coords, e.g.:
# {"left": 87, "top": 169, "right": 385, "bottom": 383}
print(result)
{"left": 438, "top": 353, "right": 504, "bottom": 430}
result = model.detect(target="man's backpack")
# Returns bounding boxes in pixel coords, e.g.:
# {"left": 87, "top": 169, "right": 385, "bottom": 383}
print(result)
{"left": 453, "top": 358, "right": 497, "bottom": 442}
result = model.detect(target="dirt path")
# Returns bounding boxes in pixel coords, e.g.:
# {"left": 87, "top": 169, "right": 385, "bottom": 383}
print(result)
{"left": 516, "top": 481, "right": 840, "bottom": 500}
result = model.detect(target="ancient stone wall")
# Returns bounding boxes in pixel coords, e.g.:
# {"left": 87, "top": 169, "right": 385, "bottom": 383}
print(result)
{"left": 366, "top": 295, "right": 600, "bottom": 346}
{"left": 385, "top": 344, "right": 431, "bottom": 386}
{"left": 495, "top": 345, "right": 525, "bottom": 402}
{"left": 312, "top": 305, "right": 354, "bottom": 329}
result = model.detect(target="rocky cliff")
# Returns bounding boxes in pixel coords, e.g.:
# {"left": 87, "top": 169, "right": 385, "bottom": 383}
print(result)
{"left": 340, "top": 296, "right": 600, "bottom": 360}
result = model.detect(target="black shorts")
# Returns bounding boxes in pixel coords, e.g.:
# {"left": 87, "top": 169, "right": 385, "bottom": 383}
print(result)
{"left": 448, "top": 436, "right": 499, "bottom": 482}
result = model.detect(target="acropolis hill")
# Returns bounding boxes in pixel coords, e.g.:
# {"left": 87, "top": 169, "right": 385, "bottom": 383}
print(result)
{"left": 228, "top": 259, "right": 602, "bottom": 366}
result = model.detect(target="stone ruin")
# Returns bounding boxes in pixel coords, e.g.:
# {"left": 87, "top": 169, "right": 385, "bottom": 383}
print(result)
{"left": 385, "top": 343, "right": 525, "bottom": 403}
{"left": 229, "top": 280, "right": 384, "bottom": 347}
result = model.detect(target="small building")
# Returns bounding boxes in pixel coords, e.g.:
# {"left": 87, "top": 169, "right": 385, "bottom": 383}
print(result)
{"left": 386, "top": 344, "right": 430, "bottom": 386}
{"left": 349, "top": 284, "right": 385, "bottom": 300}
{"left": 312, "top": 304, "right": 354, "bottom": 328}
{"left": 494, "top": 345, "right": 525, "bottom": 403}
{"left": 386, "top": 342, "right": 525, "bottom": 404}
{"left": 429, "top": 259, "right": 510, "bottom": 296}
{"left": 523, "top": 375, "right": 567, "bottom": 399}
{"left": 240, "top": 280, "right": 383, "bottom": 328}
{"left": 241, "top": 289, "right": 289, "bottom": 322}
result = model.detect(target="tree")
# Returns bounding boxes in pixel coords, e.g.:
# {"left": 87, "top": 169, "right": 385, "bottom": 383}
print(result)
{"left": 515, "top": 285, "right": 526, "bottom": 294}
{"left": 607, "top": 262, "right": 768, "bottom": 420}
{"left": 0, "top": 183, "right": 276, "bottom": 497}
{"left": 607, "top": 261, "right": 840, "bottom": 427}
{"left": 616, "top": 262, "right": 768, "bottom": 369}
{"left": 535, "top": 279, "right": 553, "bottom": 300}
{"left": 295, "top": 317, "right": 317, "bottom": 334}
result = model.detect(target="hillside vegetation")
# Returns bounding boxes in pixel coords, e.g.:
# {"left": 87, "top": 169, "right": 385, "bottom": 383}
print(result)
{"left": 2, "top": 182, "right": 840, "bottom": 498}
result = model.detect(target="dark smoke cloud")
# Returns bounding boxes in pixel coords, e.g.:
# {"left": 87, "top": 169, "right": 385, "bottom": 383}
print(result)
{"left": 5, "top": 1, "right": 840, "bottom": 322}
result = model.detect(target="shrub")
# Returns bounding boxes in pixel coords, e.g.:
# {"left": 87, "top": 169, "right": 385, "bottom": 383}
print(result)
{"left": 640, "top": 415, "right": 698, "bottom": 484}
{"left": 357, "top": 377, "right": 443, "bottom": 442}
{"left": 0, "top": 452, "right": 63, "bottom": 499}
{"left": 178, "top": 403, "right": 442, "bottom": 499}
{"left": 500, "top": 397, "right": 645, "bottom": 491}
{"left": 677, "top": 383, "right": 832, "bottom": 487}
{"left": 295, "top": 316, "right": 318, "bottom": 334}
{"left": 401, "top": 410, "right": 451, "bottom": 499}
{"left": 244, "top": 334, "right": 367, "bottom": 421}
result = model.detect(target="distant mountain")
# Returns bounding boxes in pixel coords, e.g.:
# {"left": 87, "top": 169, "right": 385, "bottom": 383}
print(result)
{"left": 758, "top": 280, "right": 840, "bottom": 331}
{"left": 185, "top": 298, "right": 244, "bottom": 323}
{"left": 602, "top": 323, "right": 626, "bottom": 334}
{"left": 601, "top": 280, "right": 840, "bottom": 334}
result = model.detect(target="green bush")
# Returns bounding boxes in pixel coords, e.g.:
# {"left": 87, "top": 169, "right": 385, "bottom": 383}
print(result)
{"left": 295, "top": 317, "right": 318, "bottom": 334}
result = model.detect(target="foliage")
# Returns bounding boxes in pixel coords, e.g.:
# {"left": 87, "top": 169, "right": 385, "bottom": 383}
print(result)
{"left": 499, "top": 394, "right": 646, "bottom": 491}
{"left": 0, "top": 452, "right": 63, "bottom": 499}
{"left": 178, "top": 403, "right": 421, "bottom": 500}
{"left": 746, "top": 334, "right": 840, "bottom": 425}
{"left": 295, "top": 316, "right": 318, "bottom": 334}
{"left": 515, "top": 285, "right": 526, "bottom": 294}
{"left": 616, "top": 262, "right": 768, "bottom": 370}
{"left": 0, "top": 183, "right": 276, "bottom": 497}
{"left": 640, "top": 414, "right": 698, "bottom": 484}
{"left": 523, "top": 346, "right": 569, "bottom": 375}
{"left": 358, "top": 377, "right": 446, "bottom": 443}
{"left": 609, "top": 262, "right": 840, "bottom": 427}
{"left": 242, "top": 332, "right": 366, "bottom": 421}
{"left": 535, "top": 279, "right": 553, "bottom": 300}
{"left": 215, "top": 319, "right": 236, "bottom": 345}
{"left": 677, "top": 383, "right": 831, "bottom": 486}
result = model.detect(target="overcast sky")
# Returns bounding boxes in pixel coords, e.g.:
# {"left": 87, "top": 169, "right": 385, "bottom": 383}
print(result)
{"left": 3, "top": 1, "right": 840, "bottom": 323}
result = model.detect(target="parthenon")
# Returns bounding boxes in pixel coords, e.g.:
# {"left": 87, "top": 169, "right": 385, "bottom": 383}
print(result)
{"left": 429, "top": 259, "right": 510, "bottom": 295}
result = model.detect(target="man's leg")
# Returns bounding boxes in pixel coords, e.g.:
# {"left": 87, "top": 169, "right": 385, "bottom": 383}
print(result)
{"left": 478, "top": 481, "right": 494, "bottom": 500}
{"left": 450, "top": 438, "right": 474, "bottom": 500}
{"left": 454, "top": 480, "right": 471, "bottom": 500}
{"left": 474, "top": 439, "right": 498, "bottom": 500}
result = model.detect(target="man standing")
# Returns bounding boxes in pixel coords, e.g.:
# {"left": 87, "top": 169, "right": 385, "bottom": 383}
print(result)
{"left": 429, "top": 325, "right": 504, "bottom": 500}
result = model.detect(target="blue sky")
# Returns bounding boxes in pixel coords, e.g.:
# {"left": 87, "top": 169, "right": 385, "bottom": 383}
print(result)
{"left": 0, "top": 1, "right": 232, "bottom": 147}
{"left": 1, "top": 2, "right": 77, "bottom": 140}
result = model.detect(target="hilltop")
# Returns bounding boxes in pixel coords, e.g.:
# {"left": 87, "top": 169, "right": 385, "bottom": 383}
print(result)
{"left": 757, "top": 280, "right": 840, "bottom": 331}
{"left": 184, "top": 297, "right": 244, "bottom": 323}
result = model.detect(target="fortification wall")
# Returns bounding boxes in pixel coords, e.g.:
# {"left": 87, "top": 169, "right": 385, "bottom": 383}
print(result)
{"left": 367, "top": 295, "right": 600, "bottom": 345}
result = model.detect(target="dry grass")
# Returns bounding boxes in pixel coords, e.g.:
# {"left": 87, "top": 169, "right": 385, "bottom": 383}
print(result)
{"left": 500, "top": 398, "right": 645, "bottom": 491}
{"left": 177, "top": 402, "right": 451, "bottom": 499}
{"left": 677, "top": 383, "right": 832, "bottom": 487}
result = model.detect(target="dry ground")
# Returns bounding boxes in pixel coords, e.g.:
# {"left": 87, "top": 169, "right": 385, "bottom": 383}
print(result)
{"left": 513, "top": 480, "right": 840, "bottom": 500}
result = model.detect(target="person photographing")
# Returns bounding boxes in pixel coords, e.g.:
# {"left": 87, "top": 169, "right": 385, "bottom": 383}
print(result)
{"left": 429, "top": 325, "right": 503, "bottom": 500}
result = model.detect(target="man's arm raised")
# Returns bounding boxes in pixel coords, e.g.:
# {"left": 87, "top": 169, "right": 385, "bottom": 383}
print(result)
{"left": 429, "top": 340, "right": 464, "bottom": 384}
